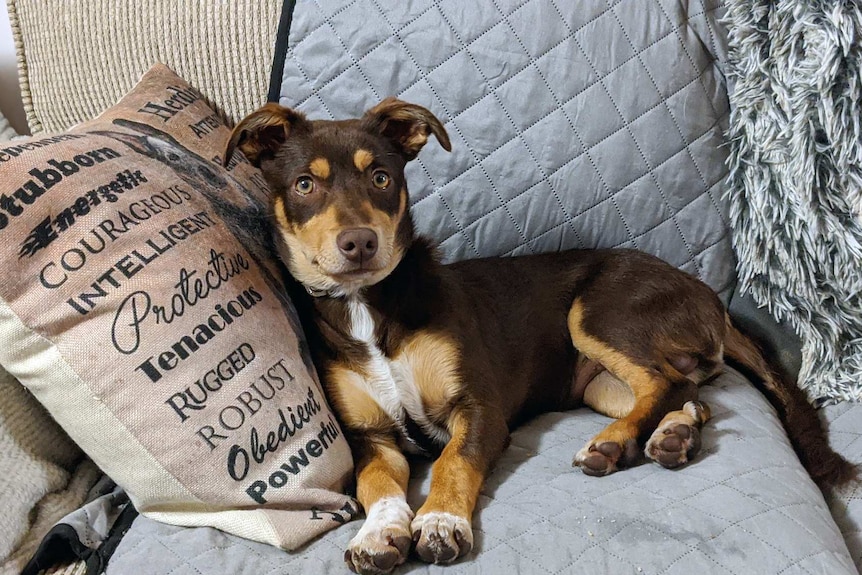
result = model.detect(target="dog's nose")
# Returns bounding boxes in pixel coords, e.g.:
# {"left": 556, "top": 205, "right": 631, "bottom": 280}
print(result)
{"left": 337, "top": 228, "right": 378, "bottom": 263}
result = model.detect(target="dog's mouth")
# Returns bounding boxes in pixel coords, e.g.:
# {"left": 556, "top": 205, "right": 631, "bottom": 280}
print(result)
{"left": 300, "top": 251, "right": 397, "bottom": 296}
{"left": 276, "top": 222, "right": 404, "bottom": 296}
{"left": 331, "top": 267, "right": 379, "bottom": 279}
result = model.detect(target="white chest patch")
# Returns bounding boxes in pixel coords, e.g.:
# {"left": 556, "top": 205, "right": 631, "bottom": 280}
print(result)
{"left": 346, "top": 298, "right": 450, "bottom": 448}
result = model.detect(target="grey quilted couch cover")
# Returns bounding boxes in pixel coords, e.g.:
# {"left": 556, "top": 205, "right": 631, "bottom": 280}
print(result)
{"left": 99, "top": 0, "right": 862, "bottom": 573}
{"left": 106, "top": 371, "right": 856, "bottom": 574}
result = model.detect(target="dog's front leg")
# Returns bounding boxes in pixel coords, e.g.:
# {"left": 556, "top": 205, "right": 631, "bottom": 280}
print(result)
{"left": 345, "top": 436, "right": 412, "bottom": 575}
{"left": 412, "top": 407, "right": 508, "bottom": 564}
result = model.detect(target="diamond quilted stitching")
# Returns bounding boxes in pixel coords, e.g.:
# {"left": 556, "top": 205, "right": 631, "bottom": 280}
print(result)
{"left": 518, "top": 109, "right": 586, "bottom": 174}
{"left": 575, "top": 199, "right": 634, "bottom": 248}
{"left": 396, "top": 8, "right": 459, "bottom": 70}
{"left": 570, "top": 544, "right": 656, "bottom": 575}
{"left": 100, "top": 1, "right": 862, "bottom": 573}
{"left": 280, "top": 0, "right": 741, "bottom": 291}
{"left": 533, "top": 40, "right": 598, "bottom": 102}
{"left": 507, "top": 185, "right": 569, "bottom": 245}
{"left": 626, "top": 104, "right": 689, "bottom": 169}
{"left": 328, "top": 1, "right": 394, "bottom": 58}
{"left": 105, "top": 373, "right": 857, "bottom": 575}
{"left": 589, "top": 128, "right": 651, "bottom": 191}
{"left": 481, "top": 140, "right": 544, "bottom": 202}
{"left": 561, "top": 84, "right": 621, "bottom": 149}
{"left": 360, "top": 46, "right": 424, "bottom": 97}
{"left": 507, "top": 0, "right": 572, "bottom": 57}
{"left": 456, "top": 213, "right": 528, "bottom": 257}
{"left": 315, "top": 64, "right": 379, "bottom": 114}
{"left": 468, "top": 27, "right": 532, "bottom": 92}
{"left": 610, "top": 180, "right": 672, "bottom": 237}
{"left": 495, "top": 66, "right": 560, "bottom": 132}
{"left": 366, "top": 0, "right": 432, "bottom": 30}
{"left": 434, "top": 0, "right": 510, "bottom": 46}
{"left": 575, "top": 12, "right": 636, "bottom": 77}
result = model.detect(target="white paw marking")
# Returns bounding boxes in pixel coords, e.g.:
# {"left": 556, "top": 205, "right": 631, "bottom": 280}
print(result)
{"left": 347, "top": 497, "right": 413, "bottom": 560}
{"left": 573, "top": 444, "right": 593, "bottom": 467}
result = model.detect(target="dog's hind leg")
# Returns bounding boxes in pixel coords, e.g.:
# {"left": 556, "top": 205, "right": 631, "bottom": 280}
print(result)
{"left": 569, "top": 299, "right": 712, "bottom": 475}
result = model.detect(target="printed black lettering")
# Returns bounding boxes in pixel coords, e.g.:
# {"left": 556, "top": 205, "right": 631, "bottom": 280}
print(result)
{"left": 220, "top": 406, "right": 245, "bottom": 430}
{"left": 280, "top": 450, "right": 311, "bottom": 475}
{"left": 46, "top": 158, "right": 79, "bottom": 176}
{"left": 198, "top": 425, "right": 228, "bottom": 450}
{"left": 135, "top": 356, "right": 162, "bottom": 382}
{"left": 306, "top": 439, "right": 323, "bottom": 458}
{"left": 227, "top": 445, "right": 250, "bottom": 481}
{"left": 165, "top": 392, "right": 204, "bottom": 422}
{"left": 245, "top": 481, "right": 267, "bottom": 504}
{"left": 138, "top": 101, "right": 179, "bottom": 122}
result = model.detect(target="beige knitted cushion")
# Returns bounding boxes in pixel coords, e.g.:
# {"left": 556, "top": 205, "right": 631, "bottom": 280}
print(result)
{"left": 8, "top": 0, "right": 280, "bottom": 134}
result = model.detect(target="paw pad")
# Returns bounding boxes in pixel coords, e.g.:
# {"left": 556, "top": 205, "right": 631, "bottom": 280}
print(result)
{"left": 646, "top": 422, "right": 702, "bottom": 469}
{"left": 573, "top": 438, "right": 640, "bottom": 476}
{"left": 411, "top": 512, "right": 473, "bottom": 564}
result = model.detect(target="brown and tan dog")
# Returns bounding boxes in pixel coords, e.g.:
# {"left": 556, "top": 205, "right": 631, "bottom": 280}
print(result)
{"left": 225, "top": 98, "right": 855, "bottom": 574}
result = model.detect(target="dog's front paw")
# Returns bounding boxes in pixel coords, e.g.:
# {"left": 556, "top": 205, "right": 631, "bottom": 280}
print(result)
{"left": 645, "top": 401, "right": 710, "bottom": 469}
{"left": 345, "top": 498, "right": 413, "bottom": 575}
{"left": 411, "top": 512, "right": 473, "bottom": 564}
{"left": 573, "top": 438, "right": 640, "bottom": 476}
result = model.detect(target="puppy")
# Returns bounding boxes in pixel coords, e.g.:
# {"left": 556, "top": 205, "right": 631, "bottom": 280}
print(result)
{"left": 224, "top": 98, "right": 855, "bottom": 574}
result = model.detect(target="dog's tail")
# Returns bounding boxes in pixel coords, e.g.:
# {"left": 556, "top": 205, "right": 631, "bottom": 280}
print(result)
{"left": 723, "top": 316, "right": 857, "bottom": 489}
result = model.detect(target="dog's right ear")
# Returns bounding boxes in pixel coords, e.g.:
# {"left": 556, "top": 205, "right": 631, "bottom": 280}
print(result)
{"left": 223, "top": 103, "right": 306, "bottom": 167}
{"left": 362, "top": 98, "right": 451, "bottom": 161}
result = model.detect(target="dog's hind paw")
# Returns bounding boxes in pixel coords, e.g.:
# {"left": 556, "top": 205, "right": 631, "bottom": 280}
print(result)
{"left": 345, "top": 498, "right": 413, "bottom": 575}
{"left": 573, "top": 438, "right": 640, "bottom": 476}
{"left": 645, "top": 401, "right": 710, "bottom": 469}
{"left": 411, "top": 511, "right": 473, "bottom": 564}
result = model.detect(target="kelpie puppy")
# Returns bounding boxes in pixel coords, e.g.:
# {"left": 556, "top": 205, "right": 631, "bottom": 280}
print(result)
{"left": 225, "top": 99, "right": 855, "bottom": 574}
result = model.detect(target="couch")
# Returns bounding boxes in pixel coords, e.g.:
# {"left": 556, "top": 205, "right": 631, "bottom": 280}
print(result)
{"left": 3, "top": 0, "right": 862, "bottom": 574}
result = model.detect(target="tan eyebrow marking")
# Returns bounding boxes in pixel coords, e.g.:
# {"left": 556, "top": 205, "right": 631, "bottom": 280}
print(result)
{"left": 309, "top": 157, "right": 331, "bottom": 180}
{"left": 353, "top": 149, "right": 375, "bottom": 172}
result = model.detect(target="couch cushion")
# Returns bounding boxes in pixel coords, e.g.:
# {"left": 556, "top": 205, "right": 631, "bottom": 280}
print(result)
{"left": 103, "top": 369, "right": 857, "bottom": 574}
{"left": 7, "top": 0, "right": 283, "bottom": 134}
{"left": 273, "top": 0, "right": 737, "bottom": 301}
{"left": 824, "top": 403, "right": 862, "bottom": 572}
{"left": 0, "top": 64, "right": 355, "bottom": 551}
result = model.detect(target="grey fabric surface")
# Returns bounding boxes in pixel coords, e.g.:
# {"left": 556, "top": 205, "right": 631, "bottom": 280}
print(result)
{"left": 825, "top": 404, "right": 862, "bottom": 573}
{"left": 278, "top": 0, "right": 737, "bottom": 301}
{"left": 92, "top": 1, "right": 860, "bottom": 573}
{"left": 56, "top": 479, "right": 128, "bottom": 553}
{"left": 104, "top": 369, "right": 856, "bottom": 574}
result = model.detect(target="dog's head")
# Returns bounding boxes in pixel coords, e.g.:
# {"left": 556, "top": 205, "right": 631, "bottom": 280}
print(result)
{"left": 225, "top": 98, "right": 450, "bottom": 296}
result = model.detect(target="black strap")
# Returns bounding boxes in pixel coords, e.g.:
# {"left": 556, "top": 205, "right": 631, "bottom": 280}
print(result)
{"left": 85, "top": 503, "right": 139, "bottom": 575}
{"left": 21, "top": 502, "right": 139, "bottom": 575}
{"left": 21, "top": 525, "right": 91, "bottom": 575}
{"left": 267, "top": 0, "right": 299, "bottom": 103}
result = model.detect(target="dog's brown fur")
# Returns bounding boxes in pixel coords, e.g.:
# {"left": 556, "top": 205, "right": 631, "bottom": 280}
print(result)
{"left": 226, "top": 98, "right": 856, "bottom": 574}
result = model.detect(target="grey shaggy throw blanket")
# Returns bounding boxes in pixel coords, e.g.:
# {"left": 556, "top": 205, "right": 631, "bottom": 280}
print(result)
{"left": 726, "top": 1, "right": 862, "bottom": 403}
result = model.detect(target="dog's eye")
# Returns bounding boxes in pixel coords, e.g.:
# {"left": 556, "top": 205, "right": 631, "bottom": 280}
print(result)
{"left": 294, "top": 176, "right": 314, "bottom": 195}
{"left": 372, "top": 170, "right": 391, "bottom": 189}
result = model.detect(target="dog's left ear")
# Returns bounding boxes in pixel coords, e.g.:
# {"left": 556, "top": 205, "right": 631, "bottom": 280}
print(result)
{"left": 223, "top": 103, "right": 307, "bottom": 167}
{"left": 362, "top": 97, "right": 451, "bottom": 160}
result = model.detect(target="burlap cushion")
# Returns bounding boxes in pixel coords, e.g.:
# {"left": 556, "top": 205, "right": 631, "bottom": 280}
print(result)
{"left": 0, "top": 64, "right": 356, "bottom": 551}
